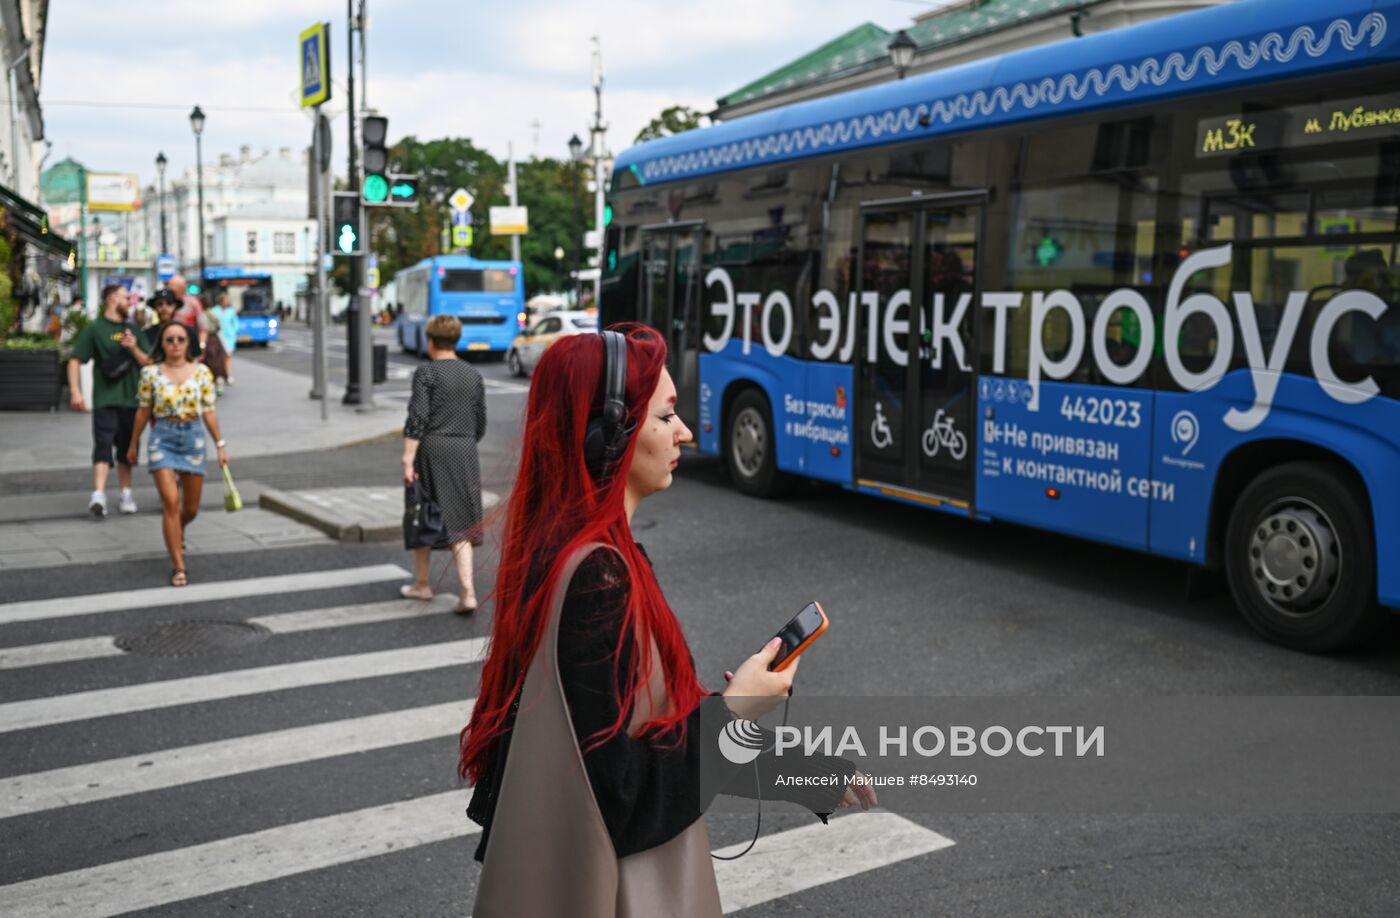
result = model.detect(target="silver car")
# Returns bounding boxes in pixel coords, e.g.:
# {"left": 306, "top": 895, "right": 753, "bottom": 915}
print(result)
{"left": 507, "top": 310, "right": 598, "bottom": 377}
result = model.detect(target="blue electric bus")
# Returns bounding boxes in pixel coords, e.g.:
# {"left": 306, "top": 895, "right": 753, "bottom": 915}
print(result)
{"left": 395, "top": 255, "right": 526, "bottom": 356}
{"left": 603, "top": 0, "right": 1400, "bottom": 651}
{"left": 202, "top": 267, "right": 279, "bottom": 346}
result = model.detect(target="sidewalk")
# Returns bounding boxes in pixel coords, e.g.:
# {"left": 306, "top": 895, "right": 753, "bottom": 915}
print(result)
{"left": 0, "top": 480, "right": 332, "bottom": 570}
{"left": 0, "top": 355, "right": 405, "bottom": 474}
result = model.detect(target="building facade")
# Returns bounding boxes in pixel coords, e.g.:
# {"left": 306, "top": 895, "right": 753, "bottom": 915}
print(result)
{"left": 714, "top": 0, "right": 1224, "bottom": 121}
{"left": 131, "top": 145, "right": 317, "bottom": 306}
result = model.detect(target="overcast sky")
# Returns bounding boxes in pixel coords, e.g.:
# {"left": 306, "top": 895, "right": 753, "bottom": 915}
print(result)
{"left": 40, "top": 0, "right": 948, "bottom": 188}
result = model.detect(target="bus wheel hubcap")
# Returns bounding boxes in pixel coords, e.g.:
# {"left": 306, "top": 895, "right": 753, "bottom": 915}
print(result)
{"left": 732, "top": 408, "right": 765, "bottom": 477}
{"left": 1248, "top": 499, "right": 1340, "bottom": 617}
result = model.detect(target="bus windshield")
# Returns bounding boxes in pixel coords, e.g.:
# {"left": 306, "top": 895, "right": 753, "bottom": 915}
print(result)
{"left": 441, "top": 269, "right": 515, "bottom": 293}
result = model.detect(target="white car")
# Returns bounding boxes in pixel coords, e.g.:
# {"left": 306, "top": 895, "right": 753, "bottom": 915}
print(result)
{"left": 507, "top": 310, "right": 598, "bottom": 377}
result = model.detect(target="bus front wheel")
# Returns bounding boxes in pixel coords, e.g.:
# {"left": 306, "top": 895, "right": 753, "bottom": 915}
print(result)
{"left": 1225, "top": 461, "right": 1383, "bottom": 652}
{"left": 726, "top": 390, "right": 792, "bottom": 498}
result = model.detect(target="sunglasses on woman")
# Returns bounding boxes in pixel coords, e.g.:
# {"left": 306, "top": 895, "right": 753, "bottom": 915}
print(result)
{"left": 162, "top": 336, "right": 188, "bottom": 346}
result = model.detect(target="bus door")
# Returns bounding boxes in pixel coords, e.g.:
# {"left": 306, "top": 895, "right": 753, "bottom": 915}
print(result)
{"left": 639, "top": 221, "right": 704, "bottom": 428}
{"left": 855, "top": 194, "right": 982, "bottom": 503}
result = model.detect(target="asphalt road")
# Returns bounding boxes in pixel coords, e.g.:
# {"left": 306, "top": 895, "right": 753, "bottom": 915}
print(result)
{"left": 3, "top": 346, "right": 1399, "bottom": 915}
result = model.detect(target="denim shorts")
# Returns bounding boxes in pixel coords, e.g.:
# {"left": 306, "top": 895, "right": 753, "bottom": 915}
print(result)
{"left": 147, "top": 419, "right": 206, "bottom": 475}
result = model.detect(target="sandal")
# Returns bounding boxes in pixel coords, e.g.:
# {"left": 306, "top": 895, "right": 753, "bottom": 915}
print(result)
{"left": 400, "top": 584, "right": 434, "bottom": 601}
{"left": 171, "top": 568, "right": 188, "bottom": 587}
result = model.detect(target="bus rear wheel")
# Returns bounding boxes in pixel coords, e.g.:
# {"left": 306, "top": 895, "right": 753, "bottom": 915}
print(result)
{"left": 1224, "top": 461, "right": 1383, "bottom": 652}
{"left": 726, "top": 390, "right": 792, "bottom": 498}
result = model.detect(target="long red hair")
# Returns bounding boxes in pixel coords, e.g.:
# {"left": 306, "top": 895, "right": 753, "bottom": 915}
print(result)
{"left": 458, "top": 324, "right": 707, "bottom": 784}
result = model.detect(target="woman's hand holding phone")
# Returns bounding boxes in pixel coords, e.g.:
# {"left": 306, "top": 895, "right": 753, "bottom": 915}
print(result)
{"left": 722, "top": 637, "right": 799, "bottom": 721}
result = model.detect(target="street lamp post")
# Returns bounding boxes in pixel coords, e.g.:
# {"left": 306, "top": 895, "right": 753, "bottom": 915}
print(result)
{"left": 189, "top": 106, "right": 206, "bottom": 288}
{"left": 553, "top": 244, "right": 565, "bottom": 295}
{"left": 155, "top": 151, "right": 168, "bottom": 255}
{"left": 568, "top": 133, "right": 583, "bottom": 307}
{"left": 887, "top": 30, "right": 917, "bottom": 80}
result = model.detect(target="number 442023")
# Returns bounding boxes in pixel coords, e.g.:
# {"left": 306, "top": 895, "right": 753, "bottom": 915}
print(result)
{"left": 1060, "top": 395, "right": 1142, "bottom": 429}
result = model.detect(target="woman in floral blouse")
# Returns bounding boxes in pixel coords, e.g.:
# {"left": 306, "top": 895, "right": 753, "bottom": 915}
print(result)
{"left": 127, "top": 320, "right": 229, "bottom": 586}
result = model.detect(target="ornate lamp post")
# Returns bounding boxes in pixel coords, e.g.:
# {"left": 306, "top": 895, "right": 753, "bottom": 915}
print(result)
{"left": 568, "top": 133, "right": 584, "bottom": 306}
{"left": 887, "top": 30, "right": 917, "bottom": 80}
{"left": 189, "top": 106, "right": 206, "bottom": 287}
{"left": 155, "top": 151, "right": 168, "bottom": 254}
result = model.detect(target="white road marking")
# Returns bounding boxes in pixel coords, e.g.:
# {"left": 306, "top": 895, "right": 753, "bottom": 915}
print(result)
{"left": 713, "top": 812, "right": 955, "bottom": 913}
{"left": 0, "top": 594, "right": 461, "bottom": 671}
{"left": 0, "top": 564, "right": 410, "bottom": 626}
{"left": 0, "top": 699, "right": 473, "bottom": 818}
{"left": 0, "top": 637, "right": 487, "bottom": 733}
{"left": 0, "top": 791, "right": 477, "bottom": 918}
{"left": 0, "top": 801, "right": 949, "bottom": 918}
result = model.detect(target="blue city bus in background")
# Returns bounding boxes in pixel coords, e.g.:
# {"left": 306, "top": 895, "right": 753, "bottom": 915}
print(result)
{"left": 203, "top": 266, "right": 279, "bottom": 346}
{"left": 602, "top": 0, "right": 1400, "bottom": 651}
{"left": 395, "top": 255, "right": 526, "bottom": 356}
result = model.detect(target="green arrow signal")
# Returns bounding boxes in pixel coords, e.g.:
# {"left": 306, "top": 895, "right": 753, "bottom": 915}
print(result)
{"left": 362, "top": 173, "right": 389, "bottom": 203}
{"left": 391, "top": 183, "right": 415, "bottom": 199}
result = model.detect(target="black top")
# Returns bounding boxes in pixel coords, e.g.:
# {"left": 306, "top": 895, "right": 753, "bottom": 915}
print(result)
{"left": 468, "top": 545, "right": 852, "bottom": 862}
{"left": 403, "top": 359, "right": 486, "bottom": 440}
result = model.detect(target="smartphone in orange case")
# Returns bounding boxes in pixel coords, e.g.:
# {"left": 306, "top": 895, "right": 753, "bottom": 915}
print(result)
{"left": 769, "top": 601, "right": 829, "bottom": 672}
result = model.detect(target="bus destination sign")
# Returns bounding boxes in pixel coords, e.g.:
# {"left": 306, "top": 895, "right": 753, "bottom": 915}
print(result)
{"left": 1196, "top": 93, "right": 1400, "bottom": 158}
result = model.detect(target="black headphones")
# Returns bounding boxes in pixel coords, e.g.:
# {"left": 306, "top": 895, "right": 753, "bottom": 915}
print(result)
{"left": 583, "top": 330, "right": 635, "bottom": 482}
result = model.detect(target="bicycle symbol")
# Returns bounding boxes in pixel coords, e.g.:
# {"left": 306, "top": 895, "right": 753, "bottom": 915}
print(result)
{"left": 922, "top": 409, "right": 967, "bottom": 461}
{"left": 870, "top": 402, "right": 893, "bottom": 449}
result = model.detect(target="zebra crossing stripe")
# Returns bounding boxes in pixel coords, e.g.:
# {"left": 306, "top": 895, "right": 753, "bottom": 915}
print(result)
{"left": 0, "top": 638, "right": 487, "bottom": 734}
{"left": 713, "top": 812, "right": 955, "bottom": 913}
{"left": 0, "top": 564, "right": 410, "bottom": 625}
{"left": 0, "top": 790, "right": 476, "bottom": 918}
{"left": 0, "top": 797, "right": 949, "bottom": 918}
{"left": 0, "top": 594, "right": 462, "bottom": 671}
{"left": 0, "top": 699, "right": 473, "bottom": 819}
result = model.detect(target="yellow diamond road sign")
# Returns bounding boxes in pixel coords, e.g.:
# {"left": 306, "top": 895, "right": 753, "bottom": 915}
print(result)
{"left": 449, "top": 188, "right": 473, "bottom": 212}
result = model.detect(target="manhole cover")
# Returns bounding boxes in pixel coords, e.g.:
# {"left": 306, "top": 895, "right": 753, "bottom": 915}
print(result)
{"left": 115, "top": 620, "right": 272, "bottom": 657}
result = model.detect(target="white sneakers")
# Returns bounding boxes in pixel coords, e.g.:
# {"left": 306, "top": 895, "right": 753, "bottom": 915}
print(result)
{"left": 88, "top": 490, "right": 138, "bottom": 517}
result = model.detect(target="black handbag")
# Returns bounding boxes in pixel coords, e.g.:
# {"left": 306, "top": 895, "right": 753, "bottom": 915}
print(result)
{"left": 404, "top": 474, "right": 447, "bottom": 548}
{"left": 99, "top": 343, "right": 135, "bottom": 381}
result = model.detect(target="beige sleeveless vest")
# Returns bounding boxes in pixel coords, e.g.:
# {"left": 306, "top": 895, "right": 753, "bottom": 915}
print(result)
{"left": 473, "top": 543, "right": 723, "bottom": 918}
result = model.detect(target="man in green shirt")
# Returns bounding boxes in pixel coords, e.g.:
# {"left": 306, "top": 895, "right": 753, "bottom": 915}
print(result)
{"left": 67, "top": 284, "right": 153, "bottom": 517}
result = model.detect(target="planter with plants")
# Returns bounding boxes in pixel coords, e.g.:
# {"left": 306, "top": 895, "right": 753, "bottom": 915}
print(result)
{"left": 0, "top": 234, "right": 63, "bottom": 411}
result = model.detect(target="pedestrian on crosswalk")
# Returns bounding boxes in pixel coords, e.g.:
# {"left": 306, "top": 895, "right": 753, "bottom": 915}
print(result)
{"left": 400, "top": 314, "right": 487, "bottom": 614}
{"left": 461, "top": 326, "right": 875, "bottom": 917}
{"left": 65, "top": 283, "right": 153, "bottom": 518}
{"left": 126, "top": 320, "right": 229, "bottom": 587}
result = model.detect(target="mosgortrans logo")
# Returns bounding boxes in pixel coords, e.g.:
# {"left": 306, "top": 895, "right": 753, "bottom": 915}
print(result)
{"left": 718, "top": 718, "right": 766, "bottom": 765}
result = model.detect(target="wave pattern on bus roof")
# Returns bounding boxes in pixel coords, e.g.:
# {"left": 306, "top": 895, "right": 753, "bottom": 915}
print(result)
{"left": 614, "top": 0, "right": 1398, "bottom": 187}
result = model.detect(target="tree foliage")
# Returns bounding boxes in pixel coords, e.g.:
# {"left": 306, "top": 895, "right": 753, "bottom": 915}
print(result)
{"left": 339, "top": 136, "right": 595, "bottom": 300}
{"left": 634, "top": 105, "right": 707, "bottom": 144}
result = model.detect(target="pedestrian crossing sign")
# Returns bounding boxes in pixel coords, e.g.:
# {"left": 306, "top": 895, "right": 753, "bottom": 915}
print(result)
{"left": 299, "top": 23, "right": 331, "bottom": 109}
{"left": 453, "top": 225, "right": 473, "bottom": 248}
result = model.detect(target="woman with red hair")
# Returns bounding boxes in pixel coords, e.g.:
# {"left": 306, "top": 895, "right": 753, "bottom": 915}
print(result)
{"left": 463, "top": 325, "right": 873, "bottom": 916}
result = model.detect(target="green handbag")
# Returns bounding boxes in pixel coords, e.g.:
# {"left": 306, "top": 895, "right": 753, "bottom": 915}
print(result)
{"left": 221, "top": 463, "right": 243, "bottom": 512}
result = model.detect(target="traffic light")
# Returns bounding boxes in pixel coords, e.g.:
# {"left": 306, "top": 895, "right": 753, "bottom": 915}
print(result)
{"left": 361, "top": 115, "right": 389, "bottom": 204}
{"left": 332, "top": 192, "right": 363, "bottom": 255}
{"left": 387, "top": 173, "right": 420, "bottom": 207}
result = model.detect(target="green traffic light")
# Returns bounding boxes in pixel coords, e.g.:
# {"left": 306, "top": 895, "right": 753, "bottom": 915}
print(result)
{"left": 338, "top": 225, "right": 358, "bottom": 254}
{"left": 362, "top": 174, "right": 389, "bottom": 203}
{"left": 391, "top": 182, "right": 415, "bottom": 199}
{"left": 603, "top": 203, "right": 613, "bottom": 227}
